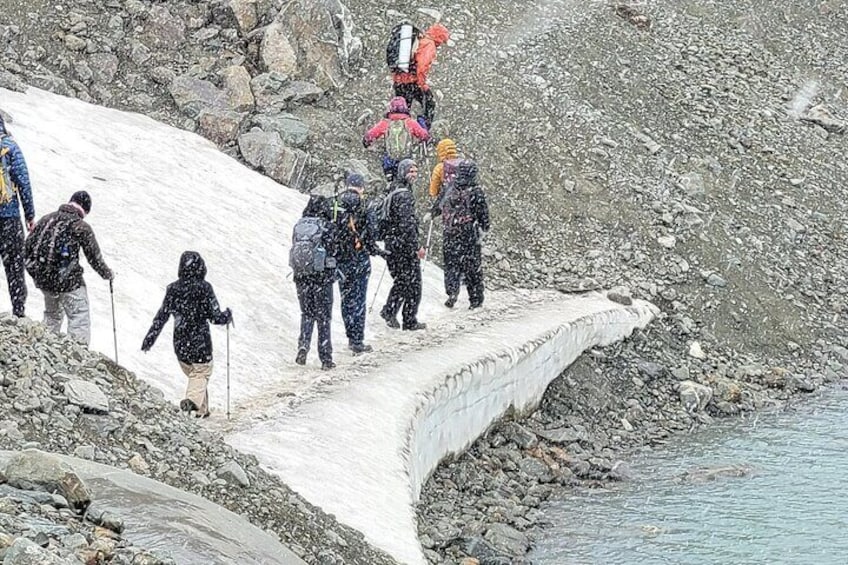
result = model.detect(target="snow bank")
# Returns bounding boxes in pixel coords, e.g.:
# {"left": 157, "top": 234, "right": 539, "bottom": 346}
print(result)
{"left": 232, "top": 293, "right": 656, "bottom": 564}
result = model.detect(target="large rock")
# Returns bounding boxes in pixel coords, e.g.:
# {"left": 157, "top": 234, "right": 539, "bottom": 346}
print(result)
{"left": 64, "top": 379, "right": 109, "bottom": 413}
{"left": 216, "top": 461, "right": 250, "bottom": 487}
{"left": 4, "top": 450, "right": 92, "bottom": 512}
{"left": 168, "top": 76, "right": 226, "bottom": 118}
{"left": 260, "top": 20, "right": 298, "bottom": 75}
{"left": 221, "top": 66, "right": 255, "bottom": 112}
{"left": 238, "top": 129, "right": 307, "bottom": 189}
{"left": 88, "top": 53, "right": 119, "bottom": 84}
{"left": 679, "top": 380, "right": 713, "bottom": 412}
{"left": 261, "top": 0, "right": 360, "bottom": 90}
{"left": 482, "top": 523, "right": 530, "bottom": 557}
{"left": 250, "top": 72, "right": 291, "bottom": 112}
{"left": 251, "top": 113, "right": 309, "bottom": 147}
{"left": 229, "top": 0, "right": 258, "bottom": 35}
{"left": 199, "top": 108, "right": 245, "bottom": 145}
{"left": 140, "top": 5, "right": 186, "bottom": 49}
{"left": 278, "top": 81, "right": 325, "bottom": 107}
{"left": 2, "top": 537, "right": 65, "bottom": 564}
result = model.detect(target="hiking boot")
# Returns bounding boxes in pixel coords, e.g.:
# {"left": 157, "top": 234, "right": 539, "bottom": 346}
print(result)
{"left": 469, "top": 303, "right": 483, "bottom": 310}
{"left": 321, "top": 361, "right": 336, "bottom": 371}
{"left": 381, "top": 311, "right": 400, "bottom": 329}
{"left": 180, "top": 399, "right": 198, "bottom": 412}
{"left": 444, "top": 295, "right": 457, "bottom": 308}
{"left": 295, "top": 349, "right": 307, "bottom": 365}
{"left": 350, "top": 343, "right": 373, "bottom": 355}
{"left": 403, "top": 322, "right": 427, "bottom": 331}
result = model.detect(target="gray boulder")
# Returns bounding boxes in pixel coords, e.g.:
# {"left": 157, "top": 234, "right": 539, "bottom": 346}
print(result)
{"left": 251, "top": 113, "right": 309, "bottom": 147}
{"left": 679, "top": 380, "right": 713, "bottom": 413}
{"left": 168, "top": 75, "right": 226, "bottom": 119}
{"left": 199, "top": 108, "right": 245, "bottom": 145}
{"left": 237, "top": 129, "right": 282, "bottom": 169}
{"left": 64, "top": 379, "right": 109, "bottom": 413}
{"left": 237, "top": 128, "right": 308, "bottom": 188}
{"left": 140, "top": 5, "right": 186, "bottom": 49}
{"left": 88, "top": 53, "right": 119, "bottom": 84}
{"left": 483, "top": 523, "right": 530, "bottom": 557}
{"left": 250, "top": 72, "right": 291, "bottom": 112}
{"left": 4, "top": 450, "right": 92, "bottom": 512}
{"left": 2, "top": 537, "right": 66, "bottom": 564}
{"left": 216, "top": 461, "right": 250, "bottom": 487}
{"left": 228, "top": 0, "right": 258, "bottom": 35}
{"left": 221, "top": 65, "right": 255, "bottom": 112}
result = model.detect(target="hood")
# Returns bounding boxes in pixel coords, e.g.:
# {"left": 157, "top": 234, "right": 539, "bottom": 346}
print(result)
{"left": 426, "top": 23, "right": 450, "bottom": 46}
{"left": 178, "top": 251, "right": 207, "bottom": 280}
{"left": 336, "top": 189, "right": 362, "bottom": 211}
{"left": 388, "top": 96, "right": 408, "bottom": 114}
{"left": 436, "top": 138, "right": 457, "bottom": 162}
{"left": 455, "top": 160, "right": 479, "bottom": 187}
{"left": 396, "top": 159, "right": 417, "bottom": 183}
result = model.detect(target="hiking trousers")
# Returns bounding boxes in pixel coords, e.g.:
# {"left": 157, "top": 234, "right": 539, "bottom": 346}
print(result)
{"left": 382, "top": 252, "right": 422, "bottom": 328}
{"left": 393, "top": 83, "right": 435, "bottom": 129}
{"left": 338, "top": 258, "right": 370, "bottom": 347}
{"left": 42, "top": 285, "right": 91, "bottom": 345}
{"left": 179, "top": 360, "right": 212, "bottom": 417}
{"left": 295, "top": 276, "right": 333, "bottom": 364}
{"left": 444, "top": 233, "right": 485, "bottom": 308}
{"left": 0, "top": 217, "right": 27, "bottom": 317}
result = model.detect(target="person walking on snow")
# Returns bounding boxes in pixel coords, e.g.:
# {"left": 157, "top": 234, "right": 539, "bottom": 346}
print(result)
{"left": 291, "top": 196, "right": 338, "bottom": 370}
{"left": 334, "top": 173, "right": 380, "bottom": 354}
{"left": 0, "top": 114, "right": 35, "bottom": 318}
{"left": 437, "top": 160, "right": 490, "bottom": 309}
{"left": 25, "top": 191, "right": 113, "bottom": 345}
{"left": 363, "top": 97, "right": 430, "bottom": 181}
{"left": 391, "top": 23, "right": 450, "bottom": 130}
{"left": 380, "top": 159, "right": 427, "bottom": 331}
{"left": 141, "top": 251, "right": 232, "bottom": 418}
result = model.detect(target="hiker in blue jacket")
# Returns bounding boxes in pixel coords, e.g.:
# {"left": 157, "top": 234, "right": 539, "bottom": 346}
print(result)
{"left": 0, "top": 114, "right": 35, "bottom": 318}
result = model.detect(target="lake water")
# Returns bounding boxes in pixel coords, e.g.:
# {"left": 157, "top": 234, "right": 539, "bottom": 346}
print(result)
{"left": 532, "top": 386, "right": 848, "bottom": 564}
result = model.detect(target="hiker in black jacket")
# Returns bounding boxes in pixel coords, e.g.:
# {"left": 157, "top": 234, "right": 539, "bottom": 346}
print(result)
{"left": 141, "top": 251, "right": 232, "bottom": 418}
{"left": 438, "top": 160, "right": 491, "bottom": 309}
{"left": 380, "top": 159, "right": 427, "bottom": 331}
{"left": 292, "top": 195, "right": 338, "bottom": 370}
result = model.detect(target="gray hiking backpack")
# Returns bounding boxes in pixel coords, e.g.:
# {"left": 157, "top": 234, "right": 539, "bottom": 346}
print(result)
{"left": 289, "top": 217, "right": 329, "bottom": 275}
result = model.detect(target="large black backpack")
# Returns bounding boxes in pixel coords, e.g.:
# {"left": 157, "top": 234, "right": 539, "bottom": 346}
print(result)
{"left": 386, "top": 22, "right": 421, "bottom": 74}
{"left": 289, "top": 217, "right": 330, "bottom": 276}
{"left": 25, "top": 213, "right": 77, "bottom": 288}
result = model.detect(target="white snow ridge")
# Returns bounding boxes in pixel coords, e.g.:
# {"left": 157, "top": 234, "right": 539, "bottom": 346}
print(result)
{"left": 1, "top": 87, "right": 657, "bottom": 564}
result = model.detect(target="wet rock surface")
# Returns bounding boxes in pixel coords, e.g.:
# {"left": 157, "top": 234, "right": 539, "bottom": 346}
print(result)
{"left": 0, "top": 317, "right": 395, "bottom": 565}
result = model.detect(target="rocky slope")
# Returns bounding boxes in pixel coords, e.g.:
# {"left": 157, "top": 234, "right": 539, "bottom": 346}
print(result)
{"left": 0, "top": 316, "right": 396, "bottom": 565}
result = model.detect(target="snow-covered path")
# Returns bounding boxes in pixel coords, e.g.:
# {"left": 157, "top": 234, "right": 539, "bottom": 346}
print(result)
{"left": 1, "top": 87, "right": 657, "bottom": 565}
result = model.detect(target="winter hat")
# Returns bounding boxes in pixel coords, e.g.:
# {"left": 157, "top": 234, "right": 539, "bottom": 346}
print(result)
{"left": 346, "top": 172, "right": 365, "bottom": 188}
{"left": 69, "top": 190, "right": 92, "bottom": 214}
{"left": 388, "top": 96, "right": 409, "bottom": 114}
{"left": 455, "top": 159, "right": 478, "bottom": 187}
{"left": 397, "top": 158, "right": 417, "bottom": 181}
{"left": 427, "top": 23, "right": 450, "bottom": 46}
{"left": 436, "top": 138, "right": 457, "bottom": 161}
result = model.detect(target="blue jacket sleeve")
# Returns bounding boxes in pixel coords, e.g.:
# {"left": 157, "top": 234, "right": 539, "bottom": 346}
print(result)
{"left": 6, "top": 140, "right": 34, "bottom": 221}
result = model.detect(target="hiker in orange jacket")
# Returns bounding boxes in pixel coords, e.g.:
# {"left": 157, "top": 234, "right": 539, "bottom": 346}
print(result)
{"left": 363, "top": 97, "right": 430, "bottom": 180}
{"left": 391, "top": 23, "right": 450, "bottom": 130}
{"left": 428, "top": 138, "right": 460, "bottom": 198}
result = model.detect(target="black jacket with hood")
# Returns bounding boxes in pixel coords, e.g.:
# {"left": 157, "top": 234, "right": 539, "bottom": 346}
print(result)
{"left": 383, "top": 160, "right": 421, "bottom": 257}
{"left": 141, "top": 251, "right": 231, "bottom": 364}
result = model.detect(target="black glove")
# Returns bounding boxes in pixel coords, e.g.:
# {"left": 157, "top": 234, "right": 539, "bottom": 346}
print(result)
{"left": 141, "top": 335, "right": 154, "bottom": 352}
{"left": 223, "top": 308, "right": 233, "bottom": 326}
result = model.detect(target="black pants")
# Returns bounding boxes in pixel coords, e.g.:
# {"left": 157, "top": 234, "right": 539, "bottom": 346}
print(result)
{"left": 393, "top": 83, "right": 436, "bottom": 129}
{"left": 382, "top": 251, "right": 422, "bottom": 328}
{"left": 295, "top": 276, "right": 333, "bottom": 364}
{"left": 443, "top": 232, "right": 484, "bottom": 308}
{"left": 0, "top": 217, "right": 27, "bottom": 317}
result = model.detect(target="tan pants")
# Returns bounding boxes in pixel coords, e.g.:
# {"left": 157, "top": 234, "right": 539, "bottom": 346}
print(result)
{"left": 179, "top": 361, "right": 213, "bottom": 416}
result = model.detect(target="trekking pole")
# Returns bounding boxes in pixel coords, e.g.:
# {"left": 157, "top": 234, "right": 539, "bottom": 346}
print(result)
{"left": 226, "top": 322, "right": 231, "bottom": 421}
{"left": 109, "top": 279, "right": 118, "bottom": 364}
{"left": 368, "top": 263, "right": 388, "bottom": 313}
{"left": 421, "top": 219, "right": 434, "bottom": 276}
